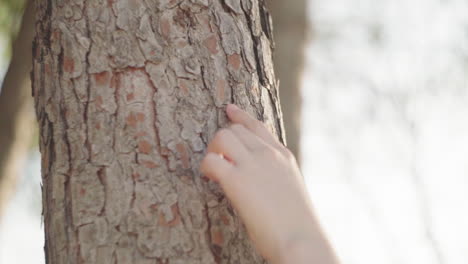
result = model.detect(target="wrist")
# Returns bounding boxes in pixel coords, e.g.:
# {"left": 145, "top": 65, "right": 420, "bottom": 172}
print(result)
{"left": 274, "top": 230, "right": 314, "bottom": 264}
{"left": 274, "top": 224, "right": 339, "bottom": 264}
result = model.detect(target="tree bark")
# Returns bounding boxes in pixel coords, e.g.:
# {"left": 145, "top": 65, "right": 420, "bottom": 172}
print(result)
{"left": 266, "top": 0, "right": 307, "bottom": 163}
{"left": 32, "top": 0, "right": 285, "bottom": 263}
{"left": 0, "top": 1, "right": 35, "bottom": 218}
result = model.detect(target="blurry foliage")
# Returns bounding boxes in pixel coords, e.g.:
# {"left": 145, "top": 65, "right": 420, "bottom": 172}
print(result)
{"left": 0, "top": 0, "right": 27, "bottom": 59}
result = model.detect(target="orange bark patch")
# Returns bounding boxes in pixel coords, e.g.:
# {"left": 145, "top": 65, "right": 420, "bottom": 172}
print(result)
{"left": 228, "top": 54, "right": 241, "bottom": 70}
{"left": 176, "top": 142, "right": 190, "bottom": 169}
{"left": 95, "top": 121, "right": 101, "bottom": 130}
{"left": 220, "top": 214, "right": 230, "bottom": 226}
{"left": 158, "top": 203, "right": 181, "bottom": 227}
{"left": 138, "top": 140, "right": 152, "bottom": 154}
{"left": 35, "top": 46, "right": 41, "bottom": 61}
{"left": 45, "top": 63, "right": 51, "bottom": 75}
{"left": 136, "top": 131, "right": 148, "bottom": 138}
{"left": 63, "top": 56, "right": 75, "bottom": 73}
{"left": 161, "top": 147, "right": 170, "bottom": 156}
{"left": 132, "top": 173, "right": 140, "bottom": 180}
{"left": 211, "top": 228, "right": 224, "bottom": 246}
{"left": 126, "top": 112, "right": 145, "bottom": 128}
{"left": 95, "top": 96, "right": 103, "bottom": 108}
{"left": 204, "top": 35, "right": 219, "bottom": 55}
{"left": 93, "top": 72, "right": 110, "bottom": 86}
{"left": 177, "top": 40, "right": 188, "bottom": 48}
{"left": 169, "top": 0, "right": 179, "bottom": 6}
{"left": 110, "top": 74, "right": 117, "bottom": 89}
{"left": 126, "top": 93, "right": 135, "bottom": 101}
{"left": 216, "top": 79, "right": 226, "bottom": 102}
{"left": 199, "top": 14, "right": 211, "bottom": 30}
{"left": 52, "top": 30, "right": 60, "bottom": 40}
{"left": 179, "top": 80, "right": 189, "bottom": 96}
{"left": 150, "top": 203, "right": 159, "bottom": 211}
{"left": 251, "top": 85, "right": 260, "bottom": 98}
{"left": 180, "top": 175, "right": 192, "bottom": 184}
{"left": 126, "top": 113, "right": 138, "bottom": 128}
{"left": 141, "top": 160, "right": 158, "bottom": 169}
{"left": 136, "top": 112, "right": 145, "bottom": 122}
{"left": 160, "top": 18, "right": 171, "bottom": 38}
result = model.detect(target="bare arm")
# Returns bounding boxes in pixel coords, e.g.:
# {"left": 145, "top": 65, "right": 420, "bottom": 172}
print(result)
{"left": 200, "top": 104, "right": 340, "bottom": 264}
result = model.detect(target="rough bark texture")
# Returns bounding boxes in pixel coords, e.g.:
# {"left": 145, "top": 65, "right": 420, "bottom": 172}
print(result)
{"left": 0, "top": 1, "right": 35, "bottom": 218}
{"left": 32, "top": 0, "right": 285, "bottom": 263}
{"left": 266, "top": 0, "right": 307, "bottom": 163}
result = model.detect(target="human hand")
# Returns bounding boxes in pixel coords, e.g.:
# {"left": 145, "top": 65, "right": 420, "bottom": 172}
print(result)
{"left": 200, "top": 104, "right": 338, "bottom": 263}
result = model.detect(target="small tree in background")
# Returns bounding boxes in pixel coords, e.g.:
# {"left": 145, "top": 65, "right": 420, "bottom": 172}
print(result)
{"left": 0, "top": 0, "right": 35, "bottom": 218}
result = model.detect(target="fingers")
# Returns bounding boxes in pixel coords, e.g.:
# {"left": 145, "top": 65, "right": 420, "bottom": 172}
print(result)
{"left": 207, "top": 128, "right": 249, "bottom": 164}
{"left": 226, "top": 104, "right": 280, "bottom": 148}
{"left": 199, "top": 153, "right": 244, "bottom": 217}
{"left": 229, "top": 124, "right": 268, "bottom": 151}
{"left": 200, "top": 153, "right": 234, "bottom": 183}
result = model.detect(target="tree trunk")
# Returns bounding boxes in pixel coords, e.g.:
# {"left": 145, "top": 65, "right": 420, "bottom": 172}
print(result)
{"left": 0, "top": 1, "right": 35, "bottom": 218}
{"left": 32, "top": 0, "right": 285, "bottom": 263}
{"left": 266, "top": 0, "right": 307, "bottom": 163}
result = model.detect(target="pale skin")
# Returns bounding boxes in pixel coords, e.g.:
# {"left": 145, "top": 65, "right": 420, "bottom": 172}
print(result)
{"left": 200, "top": 104, "right": 341, "bottom": 264}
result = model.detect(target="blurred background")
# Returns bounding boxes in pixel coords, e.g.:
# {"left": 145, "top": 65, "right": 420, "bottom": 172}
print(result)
{"left": 1, "top": 0, "right": 468, "bottom": 263}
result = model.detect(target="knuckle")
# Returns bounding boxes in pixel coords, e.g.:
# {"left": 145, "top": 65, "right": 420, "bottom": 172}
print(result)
{"left": 229, "top": 124, "right": 244, "bottom": 133}
{"left": 215, "top": 128, "right": 231, "bottom": 141}
{"left": 254, "top": 145, "right": 279, "bottom": 159}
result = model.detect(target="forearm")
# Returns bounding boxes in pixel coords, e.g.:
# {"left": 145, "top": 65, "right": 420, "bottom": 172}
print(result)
{"left": 273, "top": 218, "right": 340, "bottom": 264}
{"left": 273, "top": 235, "right": 339, "bottom": 264}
